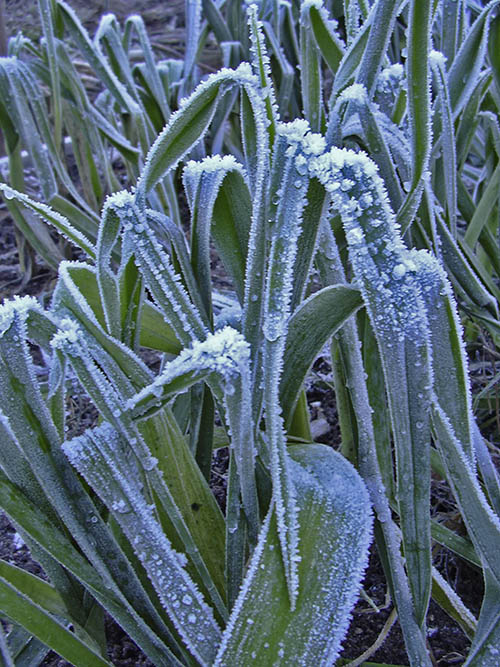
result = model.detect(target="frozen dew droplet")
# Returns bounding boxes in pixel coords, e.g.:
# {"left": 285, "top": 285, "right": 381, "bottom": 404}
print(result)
{"left": 392, "top": 263, "right": 407, "bottom": 279}
{"left": 182, "top": 594, "right": 192, "bottom": 605}
{"left": 143, "top": 455, "right": 158, "bottom": 471}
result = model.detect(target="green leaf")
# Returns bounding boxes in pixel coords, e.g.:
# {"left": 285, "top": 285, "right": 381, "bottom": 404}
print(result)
{"left": 448, "top": 0, "right": 500, "bottom": 116}
{"left": 464, "top": 162, "right": 500, "bottom": 249}
{"left": 464, "top": 570, "right": 500, "bottom": 666}
{"left": 300, "top": 2, "right": 323, "bottom": 132}
{"left": 440, "top": 0, "right": 463, "bottom": 63}
{"left": 0, "top": 560, "right": 67, "bottom": 618}
{"left": 63, "top": 422, "right": 222, "bottom": 666}
{"left": 281, "top": 285, "right": 363, "bottom": 424}
{"left": 37, "top": 0, "right": 62, "bottom": 149}
{"left": 308, "top": 2, "right": 344, "bottom": 75}
{"left": 211, "top": 170, "right": 252, "bottom": 303}
{"left": 397, "top": 0, "right": 432, "bottom": 232}
{"left": 0, "top": 574, "right": 112, "bottom": 667}
{"left": 291, "top": 178, "right": 327, "bottom": 309}
{"left": 183, "top": 156, "right": 247, "bottom": 319}
{"left": 202, "top": 0, "right": 232, "bottom": 43}
{"left": 214, "top": 444, "right": 372, "bottom": 666}
{"left": 0, "top": 184, "right": 96, "bottom": 259}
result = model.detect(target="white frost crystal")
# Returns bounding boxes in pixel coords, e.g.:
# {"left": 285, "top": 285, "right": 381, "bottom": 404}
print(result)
{"left": 277, "top": 120, "right": 326, "bottom": 156}
{"left": 184, "top": 154, "right": 242, "bottom": 176}
{"left": 338, "top": 83, "right": 368, "bottom": 104}
{"left": 0, "top": 295, "right": 40, "bottom": 334}
{"left": 128, "top": 326, "right": 250, "bottom": 409}
{"left": 307, "top": 146, "right": 430, "bottom": 342}
{"left": 50, "top": 318, "right": 81, "bottom": 349}
{"left": 429, "top": 49, "right": 447, "bottom": 68}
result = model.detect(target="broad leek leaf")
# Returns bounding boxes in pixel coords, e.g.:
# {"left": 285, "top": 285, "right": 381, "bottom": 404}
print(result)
{"left": 281, "top": 284, "right": 363, "bottom": 424}
{"left": 214, "top": 444, "right": 372, "bottom": 666}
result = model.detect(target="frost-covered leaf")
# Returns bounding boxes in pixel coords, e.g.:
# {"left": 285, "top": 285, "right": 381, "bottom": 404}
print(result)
{"left": 473, "top": 424, "right": 500, "bottom": 517}
{"left": 0, "top": 57, "right": 57, "bottom": 200}
{"left": 103, "top": 191, "right": 208, "bottom": 346}
{"left": 0, "top": 468, "right": 178, "bottom": 666}
{"left": 434, "top": 209, "right": 497, "bottom": 312}
{"left": 183, "top": 155, "right": 246, "bottom": 316}
{"left": 432, "top": 567, "right": 477, "bottom": 640}
{"left": 464, "top": 571, "right": 500, "bottom": 666}
{"left": 309, "top": 146, "right": 433, "bottom": 624}
{"left": 63, "top": 422, "right": 222, "bottom": 665}
{"left": 260, "top": 21, "right": 295, "bottom": 118}
{"left": 448, "top": 0, "right": 500, "bottom": 116}
{"left": 415, "top": 253, "right": 475, "bottom": 465}
{"left": 397, "top": 0, "right": 432, "bottom": 232}
{"left": 281, "top": 285, "right": 363, "bottom": 424}
{"left": 48, "top": 309, "right": 227, "bottom": 617}
{"left": 300, "top": 1, "right": 323, "bottom": 132}
{"left": 0, "top": 184, "right": 96, "bottom": 259}
{"left": 247, "top": 4, "right": 278, "bottom": 139}
{"left": 0, "top": 298, "right": 180, "bottom": 661}
{"left": 126, "top": 15, "right": 170, "bottom": 120}
{"left": 139, "top": 63, "right": 263, "bottom": 196}
{"left": 181, "top": 0, "right": 202, "bottom": 96}
{"left": 128, "top": 326, "right": 260, "bottom": 543}
{"left": 328, "top": 83, "right": 402, "bottom": 210}
{"left": 239, "top": 78, "right": 271, "bottom": 375}
{"left": 56, "top": 0, "right": 140, "bottom": 114}
{"left": 214, "top": 444, "right": 372, "bottom": 666}
{"left": 261, "top": 121, "right": 325, "bottom": 607}
{"left": 430, "top": 50, "right": 457, "bottom": 237}
{"left": 51, "top": 262, "right": 154, "bottom": 390}
{"left": 432, "top": 401, "right": 500, "bottom": 589}
{"left": 354, "top": 0, "right": 401, "bottom": 98}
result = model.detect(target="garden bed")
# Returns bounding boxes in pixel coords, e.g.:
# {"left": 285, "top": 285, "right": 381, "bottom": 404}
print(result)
{"left": 1, "top": 1, "right": 498, "bottom": 665}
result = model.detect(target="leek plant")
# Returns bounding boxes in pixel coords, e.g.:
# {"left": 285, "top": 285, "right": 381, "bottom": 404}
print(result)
{"left": 0, "top": 0, "right": 188, "bottom": 279}
{"left": 0, "top": 1, "right": 499, "bottom": 666}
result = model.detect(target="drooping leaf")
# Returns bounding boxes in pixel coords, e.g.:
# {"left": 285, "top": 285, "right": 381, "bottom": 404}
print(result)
{"left": 281, "top": 285, "right": 363, "bottom": 424}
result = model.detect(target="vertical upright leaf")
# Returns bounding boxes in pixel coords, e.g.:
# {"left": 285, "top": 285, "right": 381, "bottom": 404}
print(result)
{"left": 398, "top": 0, "right": 432, "bottom": 232}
